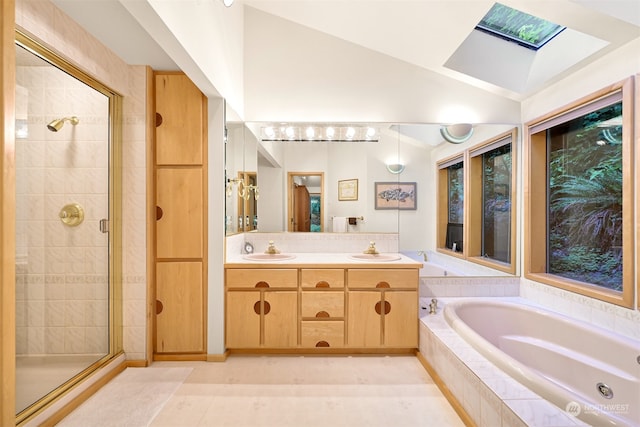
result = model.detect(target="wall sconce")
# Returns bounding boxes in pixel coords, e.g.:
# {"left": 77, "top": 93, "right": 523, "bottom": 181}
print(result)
{"left": 440, "top": 123, "right": 474, "bottom": 144}
{"left": 386, "top": 163, "right": 405, "bottom": 174}
{"left": 226, "top": 178, "right": 259, "bottom": 200}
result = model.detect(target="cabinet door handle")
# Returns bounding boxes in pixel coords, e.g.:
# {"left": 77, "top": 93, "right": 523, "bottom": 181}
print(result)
{"left": 156, "top": 300, "right": 164, "bottom": 315}
{"left": 155, "top": 112, "right": 163, "bottom": 127}
{"left": 374, "top": 301, "right": 391, "bottom": 315}
{"left": 315, "top": 281, "right": 330, "bottom": 288}
{"left": 253, "top": 301, "right": 261, "bottom": 315}
{"left": 255, "top": 281, "right": 270, "bottom": 288}
{"left": 315, "top": 311, "right": 330, "bottom": 318}
{"left": 156, "top": 206, "right": 163, "bottom": 221}
{"left": 263, "top": 301, "right": 271, "bottom": 315}
{"left": 376, "top": 281, "right": 390, "bottom": 288}
{"left": 315, "top": 341, "right": 330, "bottom": 347}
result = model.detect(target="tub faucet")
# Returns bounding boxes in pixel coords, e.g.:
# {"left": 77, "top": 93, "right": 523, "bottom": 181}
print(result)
{"left": 429, "top": 298, "right": 438, "bottom": 315}
{"left": 363, "top": 241, "right": 379, "bottom": 255}
{"left": 265, "top": 240, "right": 280, "bottom": 254}
{"left": 417, "top": 250, "right": 428, "bottom": 261}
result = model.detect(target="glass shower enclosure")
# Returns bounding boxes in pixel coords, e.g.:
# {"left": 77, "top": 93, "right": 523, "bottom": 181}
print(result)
{"left": 15, "top": 33, "right": 121, "bottom": 420}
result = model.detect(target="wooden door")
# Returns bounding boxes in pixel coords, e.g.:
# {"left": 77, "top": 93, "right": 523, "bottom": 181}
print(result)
{"left": 156, "top": 262, "right": 204, "bottom": 352}
{"left": 347, "top": 291, "right": 382, "bottom": 347}
{"left": 263, "top": 291, "right": 298, "bottom": 347}
{"left": 226, "top": 291, "right": 261, "bottom": 348}
{"left": 294, "top": 185, "right": 310, "bottom": 231}
{"left": 383, "top": 292, "right": 418, "bottom": 347}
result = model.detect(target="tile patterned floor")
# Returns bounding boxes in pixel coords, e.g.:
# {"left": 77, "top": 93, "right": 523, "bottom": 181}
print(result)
{"left": 58, "top": 355, "right": 465, "bottom": 427}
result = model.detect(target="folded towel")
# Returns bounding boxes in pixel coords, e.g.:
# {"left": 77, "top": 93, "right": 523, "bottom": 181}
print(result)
{"left": 333, "top": 216, "right": 348, "bottom": 233}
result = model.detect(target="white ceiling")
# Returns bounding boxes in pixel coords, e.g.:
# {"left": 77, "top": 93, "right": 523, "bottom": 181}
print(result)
{"left": 51, "top": 0, "right": 640, "bottom": 103}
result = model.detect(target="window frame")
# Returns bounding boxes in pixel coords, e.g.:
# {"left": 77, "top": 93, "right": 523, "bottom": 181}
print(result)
{"left": 524, "top": 77, "right": 635, "bottom": 308}
{"left": 437, "top": 155, "right": 465, "bottom": 258}
{"left": 467, "top": 129, "right": 518, "bottom": 274}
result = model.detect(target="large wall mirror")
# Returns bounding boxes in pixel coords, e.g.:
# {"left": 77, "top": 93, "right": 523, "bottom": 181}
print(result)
{"left": 224, "top": 121, "right": 518, "bottom": 277}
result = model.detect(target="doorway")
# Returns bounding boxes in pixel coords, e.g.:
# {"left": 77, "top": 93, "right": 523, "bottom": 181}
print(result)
{"left": 287, "top": 172, "right": 324, "bottom": 232}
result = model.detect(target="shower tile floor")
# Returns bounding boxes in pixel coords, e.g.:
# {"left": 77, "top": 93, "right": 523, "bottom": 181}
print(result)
{"left": 57, "top": 355, "right": 465, "bottom": 427}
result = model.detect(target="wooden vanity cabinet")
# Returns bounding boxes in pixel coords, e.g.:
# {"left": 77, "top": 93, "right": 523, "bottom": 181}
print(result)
{"left": 226, "top": 269, "right": 298, "bottom": 348}
{"left": 347, "top": 269, "right": 418, "bottom": 348}
{"left": 224, "top": 265, "right": 419, "bottom": 352}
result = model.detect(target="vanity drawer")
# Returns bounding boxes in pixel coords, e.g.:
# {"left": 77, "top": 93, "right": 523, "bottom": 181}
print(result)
{"left": 226, "top": 269, "right": 298, "bottom": 289}
{"left": 301, "top": 291, "right": 344, "bottom": 318}
{"left": 347, "top": 269, "right": 418, "bottom": 289}
{"left": 300, "top": 269, "right": 345, "bottom": 289}
{"left": 301, "top": 321, "right": 344, "bottom": 348}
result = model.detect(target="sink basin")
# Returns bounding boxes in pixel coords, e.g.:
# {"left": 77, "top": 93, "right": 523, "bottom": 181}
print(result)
{"left": 349, "top": 254, "right": 401, "bottom": 262}
{"left": 243, "top": 253, "right": 296, "bottom": 261}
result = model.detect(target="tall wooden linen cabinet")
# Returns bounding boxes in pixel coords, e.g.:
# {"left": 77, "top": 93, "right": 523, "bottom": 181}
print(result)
{"left": 153, "top": 72, "right": 207, "bottom": 359}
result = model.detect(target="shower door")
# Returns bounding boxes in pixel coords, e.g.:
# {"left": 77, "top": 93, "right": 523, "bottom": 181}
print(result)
{"left": 15, "top": 35, "right": 118, "bottom": 418}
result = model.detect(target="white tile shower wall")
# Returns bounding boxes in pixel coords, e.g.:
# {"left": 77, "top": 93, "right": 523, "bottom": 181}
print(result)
{"left": 240, "top": 232, "right": 399, "bottom": 254}
{"left": 420, "top": 276, "right": 520, "bottom": 298}
{"left": 17, "top": 0, "right": 148, "bottom": 359}
{"left": 520, "top": 278, "right": 640, "bottom": 341}
{"left": 15, "top": 62, "right": 109, "bottom": 356}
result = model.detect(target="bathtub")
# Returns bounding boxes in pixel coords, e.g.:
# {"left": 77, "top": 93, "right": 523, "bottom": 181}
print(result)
{"left": 444, "top": 299, "right": 640, "bottom": 427}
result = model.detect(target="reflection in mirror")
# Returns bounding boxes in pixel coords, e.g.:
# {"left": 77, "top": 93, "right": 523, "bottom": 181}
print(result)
{"left": 233, "top": 122, "right": 518, "bottom": 276}
{"left": 288, "top": 172, "right": 323, "bottom": 231}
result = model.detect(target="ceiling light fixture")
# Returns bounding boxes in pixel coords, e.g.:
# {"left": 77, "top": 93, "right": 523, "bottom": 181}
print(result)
{"left": 440, "top": 123, "right": 474, "bottom": 144}
{"left": 222, "top": 0, "right": 234, "bottom": 7}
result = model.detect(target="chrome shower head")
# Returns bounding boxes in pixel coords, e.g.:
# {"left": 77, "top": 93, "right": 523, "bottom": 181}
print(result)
{"left": 47, "top": 116, "right": 79, "bottom": 132}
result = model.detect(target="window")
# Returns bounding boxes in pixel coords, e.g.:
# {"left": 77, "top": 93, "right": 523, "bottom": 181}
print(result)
{"left": 525, "top": 77, "right": 634, "bottom": 308}
{"left": 437, "top": 157, "right": 464, "bottom": 254}
{"left": 476, "top": 3, "right": 565, "bottom": 50}
{"left": 468, "top": 130, "right": 517, "bottom": 273}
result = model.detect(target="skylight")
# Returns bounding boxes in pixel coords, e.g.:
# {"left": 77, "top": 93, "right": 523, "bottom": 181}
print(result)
{"left": 476, "top": 3, "right": 565, "bottom": 50}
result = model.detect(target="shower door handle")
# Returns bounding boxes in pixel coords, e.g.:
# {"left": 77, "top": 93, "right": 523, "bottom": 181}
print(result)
{"left": 99, "top": 218, "right": 109, "bottom": 233}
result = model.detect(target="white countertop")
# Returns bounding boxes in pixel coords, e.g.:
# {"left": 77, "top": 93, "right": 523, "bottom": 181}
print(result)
{"left": 225, "top": 252, "right": 422, "bottom": 267}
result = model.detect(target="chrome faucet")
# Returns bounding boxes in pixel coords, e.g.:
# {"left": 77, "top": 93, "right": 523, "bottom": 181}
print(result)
{"left": 417, "top": 250, "right": 428, "bottom": 261}
{"left": 265, "top": 240, "right": 280, "bottom": 254}
{"left": 429, "top": 298, "right": 438, "bottom": 315}
{"left": 363, "top": 241, "right": 379, "bottom": 255}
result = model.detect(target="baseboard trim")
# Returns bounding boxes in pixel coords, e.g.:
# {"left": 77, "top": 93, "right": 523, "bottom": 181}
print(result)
{"left": 206, "top": 351, "right": 229, "bottom": 362}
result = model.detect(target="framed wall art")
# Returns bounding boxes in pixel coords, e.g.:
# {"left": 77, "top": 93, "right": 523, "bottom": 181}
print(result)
{"left": 374, "top": 182, "right": 417, "bottom": 210}
{"left": 338, "top": 179, "right": 358, "bottom": 201}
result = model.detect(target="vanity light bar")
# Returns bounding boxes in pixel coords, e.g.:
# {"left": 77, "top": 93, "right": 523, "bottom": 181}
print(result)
{"left": 260, "top": 125, "right": 379, "bottom": 142}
